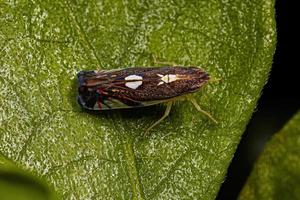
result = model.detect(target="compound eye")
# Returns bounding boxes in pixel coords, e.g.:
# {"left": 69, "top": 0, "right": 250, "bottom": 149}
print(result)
{"left": 78, "top": 86, "right": 86, "bottom": 94}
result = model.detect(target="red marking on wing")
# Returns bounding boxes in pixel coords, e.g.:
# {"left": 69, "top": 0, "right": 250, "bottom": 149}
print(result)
{"left": 97, "top": 99, "right": 102, "bottom": 109}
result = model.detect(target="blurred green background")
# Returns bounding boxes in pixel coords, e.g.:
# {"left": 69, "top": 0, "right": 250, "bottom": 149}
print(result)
{"left": 217, "top": 0, "right": 299, "bottom": 199}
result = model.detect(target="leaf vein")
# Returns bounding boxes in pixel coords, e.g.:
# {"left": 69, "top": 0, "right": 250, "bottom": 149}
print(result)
{"left": 43, "top": 155, "right": 118, "bottom": 176}
{"left": 148, "top": 148, "right": 190, "bottom": 199}
{"left": 122, "top": 139, "right": 144, "bottom": 200}
{"left": 64, "top": 0, "right": 103, "bottom": 68}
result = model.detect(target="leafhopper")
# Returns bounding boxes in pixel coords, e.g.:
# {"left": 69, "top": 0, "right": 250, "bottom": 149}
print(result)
{"left": 77, "top": 66, "right": 217, "bottom": 134}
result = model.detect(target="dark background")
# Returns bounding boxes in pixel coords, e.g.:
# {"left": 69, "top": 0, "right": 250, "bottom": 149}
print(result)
{"left": 217, "top": 1, "right": 299, "bottom": 199}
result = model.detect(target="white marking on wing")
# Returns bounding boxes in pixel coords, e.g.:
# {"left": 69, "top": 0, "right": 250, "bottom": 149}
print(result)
{"left": 168, "top": 74, "right": 178, "bottom": 82}
{"left": 158, "top": 74, "right": 181, "bottom": 85}
{"left": 158, "top": 81, "right": 164, "bottom": 86}
{"left": 125, "top": 75, "right": 143, "bottom": 89}
{"left": 161, "top": 75, "right": 169, "bottom": 83}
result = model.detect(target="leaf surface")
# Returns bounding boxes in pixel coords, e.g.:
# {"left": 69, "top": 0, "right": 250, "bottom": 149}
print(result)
{"left": 0, "top": 155, "right": 57, "bottom": 200}
{"left": 239, "top": 111, "right": 300, "bottom": 200}
{"left": 0, "top": 0, "right": 276, "bottom": 199}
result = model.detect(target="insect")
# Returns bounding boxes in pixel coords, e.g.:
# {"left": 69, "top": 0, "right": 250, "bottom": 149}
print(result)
{"left": 77, "top": 66, "right": 217, "bottom": 134}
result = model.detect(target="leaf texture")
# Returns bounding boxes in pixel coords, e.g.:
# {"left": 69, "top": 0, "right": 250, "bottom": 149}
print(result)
{"left": 0, "top": 0, "right": 276, "bottom": 199}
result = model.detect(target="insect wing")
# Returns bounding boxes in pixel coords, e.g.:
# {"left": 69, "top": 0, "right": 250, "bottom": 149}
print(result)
{"left": 77, "top": 67, "right": 209, "bottom": 110}
{"left": 77, "top": 69, "right": 148, "bottom": 110}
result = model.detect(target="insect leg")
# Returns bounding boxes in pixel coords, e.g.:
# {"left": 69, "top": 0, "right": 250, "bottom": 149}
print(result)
{"left": 188, "top": 97, "right": 218, "bottom": 124}
{"left": 144, "top": 101, "right": 173, "bottom": 135}
{"left": 154, "top": 60, "right": 178, "bottom": 66}
{"left": 152, "top": 54, "right": 179, "bottom": 66}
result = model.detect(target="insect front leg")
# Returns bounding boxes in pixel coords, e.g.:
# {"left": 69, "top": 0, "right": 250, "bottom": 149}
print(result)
{"left": 187, "top": 96, "right": 218, "bottom": 124}
{"left": 144, "top": 101, "right": 173, "bottom": 135}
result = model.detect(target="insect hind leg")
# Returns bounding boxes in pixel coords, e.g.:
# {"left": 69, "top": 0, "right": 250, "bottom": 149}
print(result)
{"left": 144, "top": 101, "right": 173, "bottom": 135}
{"left": 187, "top": 96, "right": 218, "bottom": 124}
{"left": 152, "top": 54, "right": 180, "bottom": 66}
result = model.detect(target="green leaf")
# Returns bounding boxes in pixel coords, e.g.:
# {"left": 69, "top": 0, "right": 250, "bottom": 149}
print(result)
{"left": 239, "top": 111, "right": 300, "bottom": 200}
{"left": 0, "top": 154, "right": 58, "bottom": 200}
{"left": 0, "top": 0, "right": 275, "bottom": 199}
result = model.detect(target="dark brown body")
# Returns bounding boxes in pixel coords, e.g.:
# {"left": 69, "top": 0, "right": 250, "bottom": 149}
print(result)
{"left": 77, "top": 67, "right": 209, "bottom": 110}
